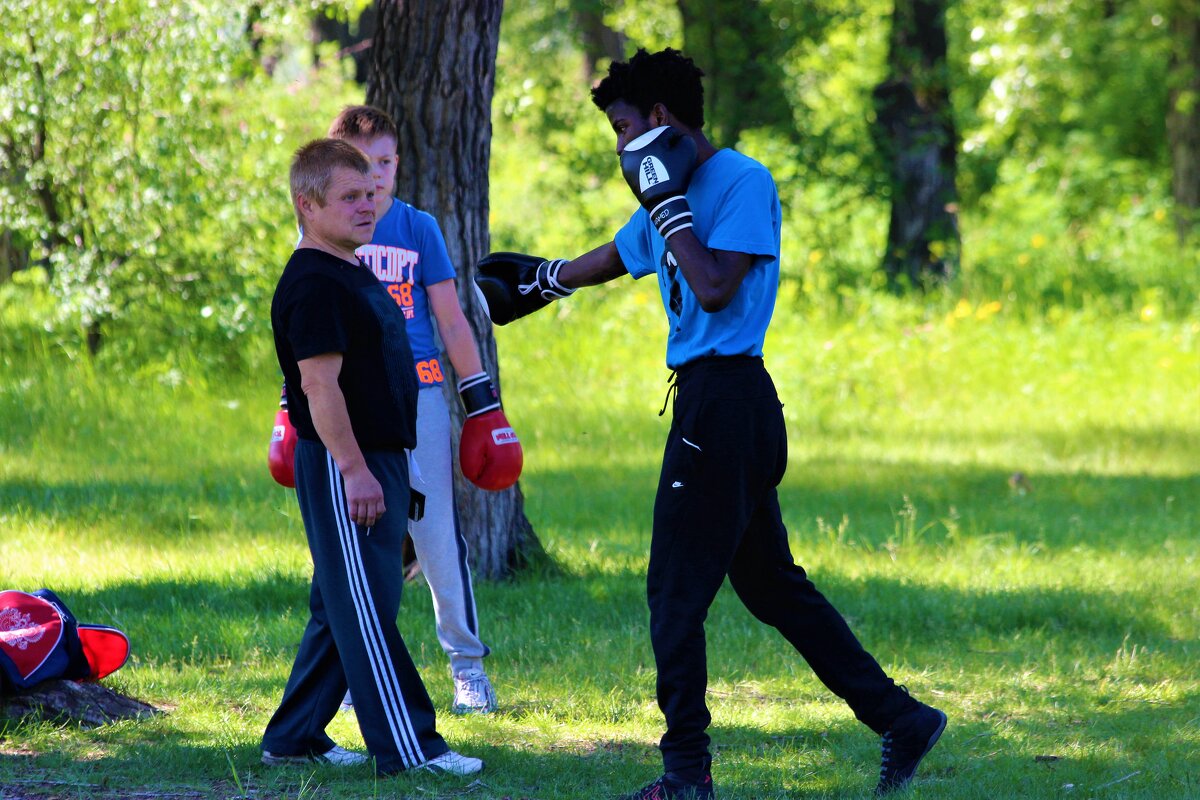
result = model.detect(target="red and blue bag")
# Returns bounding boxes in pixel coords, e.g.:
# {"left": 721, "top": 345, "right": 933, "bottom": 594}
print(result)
{"left": 0, "top": 589, "right": 130, "bottom": 690}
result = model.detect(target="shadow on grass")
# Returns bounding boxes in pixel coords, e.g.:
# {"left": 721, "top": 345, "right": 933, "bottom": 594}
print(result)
{"left": 0, "top": 475, "right": 279, "bottom": 538}
{"left": 525, "top": 455, "right": 1198, "bottom": 556}
{"left": 4, "top": 693, "right": 1189, "bottom": 800}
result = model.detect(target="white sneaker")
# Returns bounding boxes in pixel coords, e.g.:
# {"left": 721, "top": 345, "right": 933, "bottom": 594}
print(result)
{"left": 262, "top": 744, "right": 368, "bottom": 767}
{"left": 417, "top": 749, "right": 484, "bottom": 776}
{"left": 452, "top": 669, "right": 497, "bottom": 714}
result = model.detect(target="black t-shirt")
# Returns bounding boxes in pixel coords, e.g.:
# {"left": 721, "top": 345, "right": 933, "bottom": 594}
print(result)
{"left": 271, "top": 247, "right": 419, "bottom": 451}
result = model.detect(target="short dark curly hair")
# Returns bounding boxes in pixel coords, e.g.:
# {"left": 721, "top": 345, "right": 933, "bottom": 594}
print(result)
{"left": 591, "top": 48, "right": 705, "bottom": 129}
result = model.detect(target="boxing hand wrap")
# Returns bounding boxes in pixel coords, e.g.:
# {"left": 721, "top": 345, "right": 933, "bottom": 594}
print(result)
{"left": 457, "top": 372, "right": 523, "bottom": 491}
{"left": 619, "top": 125, "right": 698, "bottom": 240}
{"left": 475, "top": 252, "right": 574, "bottom": 326}
{"left": 268, "top": 383, "right": 297, "bottom": 488}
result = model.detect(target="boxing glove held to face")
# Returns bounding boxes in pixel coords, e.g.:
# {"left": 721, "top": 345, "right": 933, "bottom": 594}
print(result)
{"left": 458, "top": 372, "right": 523, "bottom": 491}
{"left": 268, "top": 383, "right": 297, "bottom": 488}
{"left": 474, "top": 252, "right": 574, "bottom": 326}
{"left": 619, "top": 126, "right": 698, "bottom": 240}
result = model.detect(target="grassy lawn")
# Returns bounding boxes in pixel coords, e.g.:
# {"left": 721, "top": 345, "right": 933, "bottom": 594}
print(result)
{"left": 1, "top": 287, "right": 1197, "bottom": 799}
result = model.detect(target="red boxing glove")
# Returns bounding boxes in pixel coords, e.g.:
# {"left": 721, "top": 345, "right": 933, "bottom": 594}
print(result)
{"left": 458, "top": 372, "right": 523, "bottom": 491}
{"left": 268, "top": 384, "right": 297, "bottom": 488}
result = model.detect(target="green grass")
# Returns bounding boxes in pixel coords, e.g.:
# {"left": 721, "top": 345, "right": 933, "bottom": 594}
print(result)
{"left": 1, "top": 286, "right": 1197, "bottom": 799}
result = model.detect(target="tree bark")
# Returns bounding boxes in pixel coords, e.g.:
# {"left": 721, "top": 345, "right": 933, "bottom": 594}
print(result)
{"left": 311, "top": 5, "right": 377, "bottom": 85}
{"left": 676, "top": 0, "right": 794, "bottom": 147}
{"left": 872, "top": 0, "right": 959, "bottom": 289}
{"left": 1167, "top": 1, "right": 1200, "bottom": 243}
{"left": 367, "top": 0, "right": 543, "bottom": 580}
{"left": 570, "top": 0, "right": 627, "bottom": 82}
{"left": 2, "top": 680, "right": 161, "bottom": 729}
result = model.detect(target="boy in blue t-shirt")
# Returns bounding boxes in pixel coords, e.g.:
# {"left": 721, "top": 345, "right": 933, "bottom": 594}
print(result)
{"left": 475, "top": 49, "right": 947, "bottom": 799}
{"left": 328, "top": 105, "right": 509, "bottom": 715}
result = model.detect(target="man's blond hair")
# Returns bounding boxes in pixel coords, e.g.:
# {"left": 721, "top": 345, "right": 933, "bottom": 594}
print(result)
{"left": 328, "top": 105, "right": 398, "bottom": 143}
{"left": 289, "top": 138, "right": 370, "bottom": 225}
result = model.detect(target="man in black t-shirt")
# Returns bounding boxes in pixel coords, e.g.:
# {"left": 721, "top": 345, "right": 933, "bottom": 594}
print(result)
{"left": 261, "top": 138, "right": 482, "bottom": 777}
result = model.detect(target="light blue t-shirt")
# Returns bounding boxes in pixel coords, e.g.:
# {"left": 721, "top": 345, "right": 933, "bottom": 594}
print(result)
{"left": 355, "top": 199, "right": 457, "bottom": 385}
{"left": 614, "top": 148, "right": 781, "bottom": 370}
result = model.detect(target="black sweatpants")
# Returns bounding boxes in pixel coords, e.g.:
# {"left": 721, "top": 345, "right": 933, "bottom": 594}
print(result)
{"left": 649, "top": 356, "right": 916, "bottom": 782}
{"left": 261, "top": 439, "right": 448, "bottom": 774}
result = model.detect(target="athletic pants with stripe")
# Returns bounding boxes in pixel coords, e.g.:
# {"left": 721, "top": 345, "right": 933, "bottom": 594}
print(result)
{"left": 410, "top": 386, "right": 489, "bottom": 676}
{"left": 650, "top": 356, "right": 917, "bottom": 782}
{"left": 262, "top": 439, "right": 448, "bottom": 774}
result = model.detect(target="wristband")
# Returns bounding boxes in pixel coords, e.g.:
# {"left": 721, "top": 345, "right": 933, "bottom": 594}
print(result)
{"left": 650, "top": 196, "right": 693, "bottom": 239}
{"left": 457, "top": 372, "right": 501, "bottom": 418}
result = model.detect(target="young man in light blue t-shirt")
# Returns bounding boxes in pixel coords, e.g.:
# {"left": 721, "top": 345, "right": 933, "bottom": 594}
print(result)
{"left": 474, "top": 49, "right": 947, "bottom": 800}
{"left": 329, "top": 105, "right": 513, "bottom": 716}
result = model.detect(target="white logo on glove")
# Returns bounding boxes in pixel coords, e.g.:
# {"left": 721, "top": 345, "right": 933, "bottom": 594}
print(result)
{"left": 492, "top": 428, "right": 519, "bottom": 445}
{"left": 639, "top": 156, "right": 669, "bottom": 192}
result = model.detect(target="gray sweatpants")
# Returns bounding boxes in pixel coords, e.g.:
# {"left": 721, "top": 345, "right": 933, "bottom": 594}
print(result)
{"left": 411, "top": 385, "right": 489, "bottom": 675}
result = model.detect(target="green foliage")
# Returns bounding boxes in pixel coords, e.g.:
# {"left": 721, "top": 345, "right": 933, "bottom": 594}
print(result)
{"left": 0, "top": 0, "right": 363, "bottom": 366}
{"left": 490, "top": 0, "right": 1197, "bottom": 318}
{"left": 0, "top": 0, "right": 1195, "bottom": 369}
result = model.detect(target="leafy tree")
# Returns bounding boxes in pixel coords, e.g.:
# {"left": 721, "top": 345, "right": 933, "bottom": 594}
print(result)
{"left": 0, "top": 1, "right": 294, "bottom": 358}
{"left": 676, "top": 0, "right": 798, "bottom": 147}
{"left": 872, "top": 0, "right": 960, "bottom": 288}
{"left": 368, "top": 0, "right": 544, "bottom": 579}
{"left": 1167, "top": 0, "right": 1200, "bottom": 241}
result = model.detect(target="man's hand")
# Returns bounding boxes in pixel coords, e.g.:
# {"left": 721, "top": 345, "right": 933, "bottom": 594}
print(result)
{"left": 298, "top": 352, "right": 386, "bottom": 530}
{"left": 341, "top": 463, "right": 386, "bottom": 527}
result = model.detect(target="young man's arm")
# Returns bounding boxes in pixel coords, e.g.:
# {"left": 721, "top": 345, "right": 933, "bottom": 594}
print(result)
{"left": 557, "top": 241, "right": 629, "bottom": 289}
{"left": 427, "top": 279, "right": 484, "bottom": 376}
{"left": 663, "top": 233, "right": 755, "bottom": 313}
{"left": 298, "top": 352, "right": 386, "bottom": 527}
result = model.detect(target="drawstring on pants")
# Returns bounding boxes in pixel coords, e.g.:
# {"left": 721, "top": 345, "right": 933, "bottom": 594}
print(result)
{"left": 658, "top": 371, "right": 678, "bottom": 417}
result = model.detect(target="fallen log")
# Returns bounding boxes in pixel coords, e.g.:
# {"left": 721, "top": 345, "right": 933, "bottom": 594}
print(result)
{"left": 2, "top": 679, "right": 161, "bottom": 728}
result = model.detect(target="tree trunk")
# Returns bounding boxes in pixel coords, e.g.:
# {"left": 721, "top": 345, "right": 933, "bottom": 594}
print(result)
{"left": 367, "top": 0, "right": 543, "bottom": 580}
{"left": 570, "top": 0, "right": 627, "bottom": 82}
{"left": 0, "top": 229, "right": 30, "bottom": 284}
{"left": 311, "top": 5, "right": 377, "bottom": 85}
{"left": 2, "top": 680, "right": 161, "bottom": 729}
{"left": 872, "top": 0, "right": 959, "bottom": 289}
{"left": 1167, "top": 1, "right": 1200, "bottom": 243}
{"left": 676, "top": 0, "right": 794, "bottom": 147}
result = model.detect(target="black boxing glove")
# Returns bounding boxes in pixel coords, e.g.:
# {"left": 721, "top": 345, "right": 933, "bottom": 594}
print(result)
{"left": 474, "top": 252, "right": 574, "bottom": 326}
{"left": 619, "top": 126, "right": 698, "bottom": 240}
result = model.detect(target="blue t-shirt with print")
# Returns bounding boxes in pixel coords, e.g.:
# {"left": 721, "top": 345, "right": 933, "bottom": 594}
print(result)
{"left": 356, "top": 198, "right": 458, "bottom": 385}
{"left": 614, "top": 148, "right": 781, "bottom": 370}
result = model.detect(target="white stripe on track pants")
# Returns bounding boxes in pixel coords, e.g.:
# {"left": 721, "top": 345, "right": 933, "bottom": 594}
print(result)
{"left": 261, "top": 439, "right": 449, "bottom": 774}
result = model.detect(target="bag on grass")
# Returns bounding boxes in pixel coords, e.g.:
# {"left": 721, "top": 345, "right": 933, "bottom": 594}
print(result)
{"left": 0, "top": 589, "right": 130, "bottom": 691}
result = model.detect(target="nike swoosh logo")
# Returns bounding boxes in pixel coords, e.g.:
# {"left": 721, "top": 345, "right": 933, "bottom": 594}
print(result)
{"left": 672, "top": 481, "right": 684, "bottom": 488}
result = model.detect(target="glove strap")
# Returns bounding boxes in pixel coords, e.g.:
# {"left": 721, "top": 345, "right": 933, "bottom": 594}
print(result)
{"left": 537, "top": 259, "right": 575, "bottom": 301}
{"left": 458, "top": 372, "right": 501, "bottom": 418}
{"left": 650, "top": 196, "right": 693, "bottom": 240}
{"left": 518, "top": 259, "right": 574, "bottom": 300}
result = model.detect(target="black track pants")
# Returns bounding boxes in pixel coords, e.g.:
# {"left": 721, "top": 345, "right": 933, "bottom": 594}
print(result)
{"left": 648, "top": 357, "right": 916, "bottom": 781}
{"left": 261, "top": 439, "right": 448, "bottom": 774}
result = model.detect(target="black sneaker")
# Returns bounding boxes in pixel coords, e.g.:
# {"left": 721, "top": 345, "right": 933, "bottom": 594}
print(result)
{"left": 876, "top": 702, "right": 947, "bottom": 794}
{"left": 617, "top": 772, "right": 715, "bottom": 800}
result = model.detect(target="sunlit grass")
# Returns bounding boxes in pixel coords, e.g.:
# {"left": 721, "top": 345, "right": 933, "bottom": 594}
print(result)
{"left": 1, "top": 290, "right": 1197, "bottom": 798}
